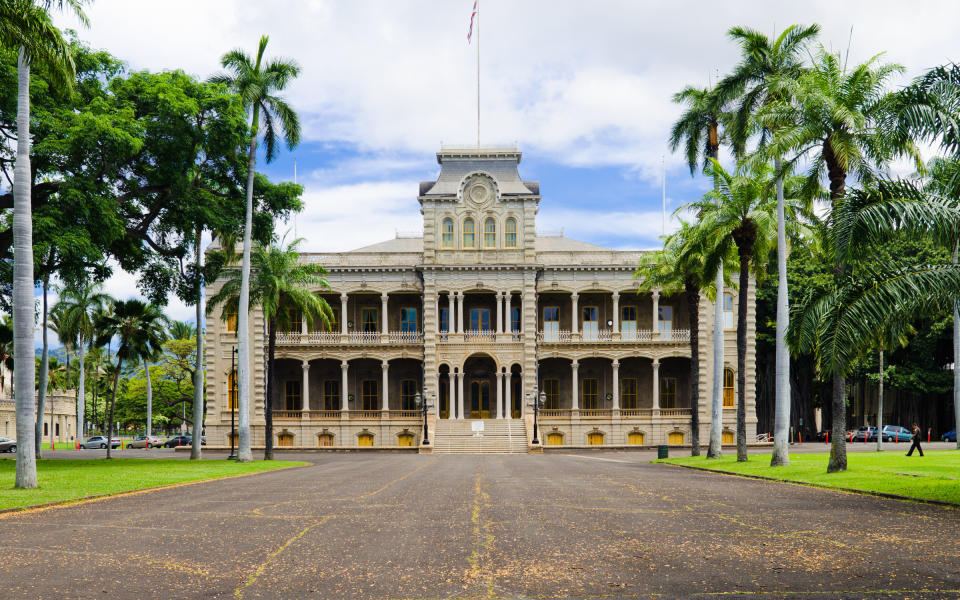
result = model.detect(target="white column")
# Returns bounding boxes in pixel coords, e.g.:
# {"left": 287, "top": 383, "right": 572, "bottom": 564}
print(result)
{"left": 302, "top": 361, "right": 310, "bottom": 411}
{"left": 507, "top": 372, "right": 514, "bottom": 419}
{"left": 571, "top": 293, "right": 579, "bottom": 335}
{"left": 571, "top": 360, "right": 579, "bottom": 410}
{"left": 495, "top": 291, "right": 503, "bottom": 334}
{"left": 340, "top": 293, "right": 348, "bottom": 335}
{"left": 457, "top": 371, "right": 464, "bottom": 419}
{"left": 651, "top": 359, "right": 660, "bottom": 410}
{"left": 449, "top": 371, "right": 456, "bottom": 419}
{"left": 381, "top": 293, "right": 389, "bottom": 335}
{"left": 612, "top": 360, "right": 620, "bottom": 410}
{"left": 496, "top": 371, "right": 504, "bottom": 419}
{"left": 301, "top": 311, "right": 308, "bottom": 335}
{"left": 340, "top": 361, "right": 348, "bottom": 411}
{"left": 381, "top": 360, "right": 389, "bottom": 411}
{"left": 459, "top": 292, "right": 466, "bottom": 333}
{"left": 652, "top": 290, "right": 660, "bottom": 338}
{"left": 612, "top": 292, "right": 620, "bottom": 334}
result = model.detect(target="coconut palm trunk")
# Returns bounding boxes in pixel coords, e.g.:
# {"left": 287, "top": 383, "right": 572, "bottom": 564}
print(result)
{"left": 954, "top": 242, "right": 959, "bottom": 450}
{"left": 771, "top": 161, "right": 791, "bottom": 466}
{"left": 708, "top": 265, "right": 724, "bottom": 458}
{"left": 191, "top": 230, "right": 204, "bottom": 460}
{"left": 876, "top": 350, "right": 884, "bottom": 452}
{"left": 264, "top": 316, "right": 276, "bottom": 460}
{"left": 686, "top": 282, "right": 701, "bottom": 455}
{"left": 35, "top": 275, "right": 50, "bottom": 457}
{"left": 144, "top": 357, "right": 153, "bottom": 437}
{"left": 105, "top": 361, "right": 121, "bottom": 459}
{"left": 733, "top": 231, "right": 755, "bottom": 462}
{"left": 236, "top": 106, "right": 260, "bottom": 464}
{"left": 14, "top": 48, "right": 37, "bottom": 488}
{"left": 77, "top": 341, "right": 85, "bottom": 437}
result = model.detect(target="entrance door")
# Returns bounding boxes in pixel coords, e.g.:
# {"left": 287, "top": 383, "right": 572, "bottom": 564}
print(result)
{"left": 470, "top": 380, "right": 490, "bottom": 418}
{"left": 511, "top": 378, "right": 521, "bottom": 418}
{"left": 582, "top": 306, "right": 598, "bottom": 340}
{"left": 543, "top": 307, "right": 559, "bottom": 341}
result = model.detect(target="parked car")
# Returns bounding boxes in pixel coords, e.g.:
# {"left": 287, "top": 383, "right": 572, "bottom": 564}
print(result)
{"left": 79, "top": 436, "right": 121, "bottom": 449}
{"left": 851, "top": 426, "right": 878, "bottom": 442}
{"left": 880, "top": 425, "right": 913, "bottom": 443}
{"left": 943, "top": 429, "right": 956, "bottom": 443}
{"left": 126, "top": 435, "right": 162, "bottom": 449}
{"left": 0, "top": 436, "right": 16, "bottom": 452}
{"left": 163, "top": 435, "right": 206, "bottom": 448}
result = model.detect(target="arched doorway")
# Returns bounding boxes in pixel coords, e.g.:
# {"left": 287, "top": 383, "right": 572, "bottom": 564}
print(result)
{"left": 439, "top": 364, "right": 451, "bottom": 419}
{"left": 463, "top": 355, "right": 496, "bottom": 419}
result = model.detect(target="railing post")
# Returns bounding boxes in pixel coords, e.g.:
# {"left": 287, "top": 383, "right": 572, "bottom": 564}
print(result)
{"left": 340, "top": 293, "right": 349, "bottom": 335}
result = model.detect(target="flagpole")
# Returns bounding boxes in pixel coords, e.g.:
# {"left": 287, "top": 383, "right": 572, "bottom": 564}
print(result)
{"left": 476, "top": 0, "right": 480, "bottom": 148}
{"left": 661, "top": 155, "right": 666, "bottom": 236}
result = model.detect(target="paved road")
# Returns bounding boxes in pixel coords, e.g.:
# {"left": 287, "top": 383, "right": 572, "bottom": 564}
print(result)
{"left": 1, "top": 454, "right": 958, "bottom": 599}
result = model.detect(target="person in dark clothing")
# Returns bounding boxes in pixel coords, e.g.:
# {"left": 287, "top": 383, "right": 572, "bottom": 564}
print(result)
{"left": 907, "top": 423, "right": 924, "bottom": 457}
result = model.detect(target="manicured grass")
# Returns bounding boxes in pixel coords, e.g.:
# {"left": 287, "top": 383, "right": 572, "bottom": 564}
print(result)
{"left": 0, "top": 458, "right": 307, "bottom": 511}
{"left": 660, "top": 451, "right": 960, "bottom": 505}
{"left": 40, "top": 442, "right": 79, "bottom": 450}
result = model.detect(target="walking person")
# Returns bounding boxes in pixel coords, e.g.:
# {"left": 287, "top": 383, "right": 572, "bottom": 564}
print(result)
{"left": 906, "top": 423, "right": 924, "bottom": 457}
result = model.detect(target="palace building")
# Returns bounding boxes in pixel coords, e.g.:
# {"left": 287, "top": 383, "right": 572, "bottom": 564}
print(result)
{"left": 204, "top": 147, "right": 757, "bottom": 452}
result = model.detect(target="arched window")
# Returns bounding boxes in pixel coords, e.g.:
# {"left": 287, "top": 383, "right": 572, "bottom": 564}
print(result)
{"left": 505, "top": 218, "right": 517, "bottom": 247}
{"left": 723, "top": 293, "right": 734, "bottom": 329}
{"left": 483, "top": 218, "right": 496, "bottom": 248}
{"left": 441, "top": 218, "right": 454, "bottom": 248}
{"left": 463, "top": 218, "right": 475, "bottom": 248}
{"left": 723, "top": 368, "right": 734, "bottom": 407}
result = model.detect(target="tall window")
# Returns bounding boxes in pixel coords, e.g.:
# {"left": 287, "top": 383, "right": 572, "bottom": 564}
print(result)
{"left": 723, "top": 293, "right": 734, "bottom": 329}
{"left": 723, "top": 368, "right": 734, "bottom": 407}
{"left": 361, "top": 380, "right": 378, "bottom": 410}
{"left": 400, "top": 308, "right": 417, "bottom": 332}
{"left": 542, "top": 378, "right": 559, "bottom": 409}
{"left": 286, "top": 307, "right": 302, "bottom": 333}
{"left": 225, "top": 306, "right": 238, "bottom": 332}
{"left": 310, "top": 306, "right": 337, "bottom": 332}
{"left": 463, "top": 218, "right": 475, "bottom": 248}
{"left": 469, "top": 308, "right": 490, "bottom": 331}
{"left": 621, "top": 378, "right": 637, "bottom": 409}
{"left": 581, "top": 378, "right": 599, "bottom": 409}
{"left": 227, "top": 370, "right": 238, "bottom": 410}
{"left": 505, "top": 218, "right": 517, "bottom": 248}
{"left": 401, "top": 380, "right": 418, "bottom": 410}
{"left": 361, "top": 307, "right": 378, "bottom": 332}
{"left": 323, "top": 380, "right": 340, "bottom": 411}
{"left": 660, "top": 377, "right": 677, "bottom": 409}
{"left": 439, "top": 308, "right": 449, "bottom": 332}
{"left": 483, "top": 218, "right": 496, "bottom": 248}
{"left": 621, "top": 306, "right": 637, "bottom": 340}
{"left": 658, "top": 305, "right": 673, "bottom": 334}
{"left": 510, "top": 306, "right": 520, "bottom": 332}
{"left": 441, "top": 218, "right": 454, "bottom": 248}
{"left": 543, "top": 306, "right": 559, "bottom": 341}
{"left": 284, "top": 380, "right": 302, "bottom": 410}
{"left": 581, "top": 306, "right": 598, "bottom": 341}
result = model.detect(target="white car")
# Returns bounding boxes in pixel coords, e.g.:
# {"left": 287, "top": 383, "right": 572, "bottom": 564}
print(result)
{"left": 126, "top": 435, "right": 162, "bottom": 449}
{"left": 0, "top": 437, "right": 15, "bottom": 452}
{"left": 79, "top": 436, "right": 121, "bottom": 449}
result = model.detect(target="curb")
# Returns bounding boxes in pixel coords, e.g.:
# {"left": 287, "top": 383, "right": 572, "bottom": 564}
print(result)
{"left": 0, "top": 462, "right": 309, "bottom": 518}
{"left": 659, "top": 461, "right": 960, "bottom": 510}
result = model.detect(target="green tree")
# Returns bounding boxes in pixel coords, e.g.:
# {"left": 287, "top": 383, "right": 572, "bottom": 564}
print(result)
{"left": 208, "top": 238, "right": 332, "bottom": 460}
{"left": 1, "top": 0, "right": 88, "bottom": 488}
{"left": 210, "top": 35, "right": 302, "bottom": 462}
{"left": 717, "top": 23, "right": 820, "bottom": 466}
{"left": 93, "top": 299, "right": 166, "bottom": 459}
{"left": 668, "top": 83, "right": 736, "bottom": 458}
{"left": 168, "top": 321, "right": 196, "bottom": 340}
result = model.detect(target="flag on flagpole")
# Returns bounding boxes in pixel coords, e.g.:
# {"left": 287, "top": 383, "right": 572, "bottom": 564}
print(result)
{"left": 467, "top": 0, "right": 478, "bottom": 43}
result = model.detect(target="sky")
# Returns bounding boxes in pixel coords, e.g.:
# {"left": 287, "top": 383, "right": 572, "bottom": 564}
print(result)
{"left": 40, "top": 0, "right": 960, "bottom": 331}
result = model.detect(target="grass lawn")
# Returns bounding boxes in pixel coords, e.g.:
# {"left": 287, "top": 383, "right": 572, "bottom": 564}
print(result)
{"left": 40, "top": 442, "right": 79, "bottom": 450}
{"left": 0, "top": 458, "right": 307, "bottom": 511}
{"left": 660, "top": 450, "right": 960, "bottom": 505}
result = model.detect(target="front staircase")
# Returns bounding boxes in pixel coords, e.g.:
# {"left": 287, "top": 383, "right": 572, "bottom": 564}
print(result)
{"left": 432, "top": 419, "right": 528, "bottom": 454}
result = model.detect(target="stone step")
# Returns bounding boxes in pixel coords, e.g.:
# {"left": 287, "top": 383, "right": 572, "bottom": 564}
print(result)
{"left": 432, "top": 419, "right": 528, "bottom": 454}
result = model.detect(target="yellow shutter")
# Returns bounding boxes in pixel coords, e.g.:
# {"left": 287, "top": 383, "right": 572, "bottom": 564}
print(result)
{"left": 668, "top": 431, "right": 684, "bottom": 446}
{"left": 722, "top": 431, "right": 734, "bottom": 444}
{"left": 546, "top": 433, "right": 563, "bottom": 446}
{"left": 398, "top": 433, "right": 414, "bottom": 447}
{"left": 318, "top": 434, "right": 334, "bottom": 447}
{"left": 628, "top": 432, "right": 644, "bottom": 445}
{"left": 277, "top": 433, "right": 294, "bottom": 447}
{"left": 358, "top": 433, "right": 374, "bottom": 447}
{"left": 588, "top": 432, "right": 604, "bottom": 445}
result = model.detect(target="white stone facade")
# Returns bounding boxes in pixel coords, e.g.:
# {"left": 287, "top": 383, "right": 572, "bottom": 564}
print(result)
{"left": 204, "top": 148, "right": 757, "bottom": 449}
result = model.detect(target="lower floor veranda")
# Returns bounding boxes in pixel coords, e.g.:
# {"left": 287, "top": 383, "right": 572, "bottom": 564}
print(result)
{"left": 208, "top": 353, "right": 748, "bottom": 448}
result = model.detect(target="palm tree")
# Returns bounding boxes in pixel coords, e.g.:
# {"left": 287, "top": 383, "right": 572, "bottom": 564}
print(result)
{"left": 210, "top": 36, "right": 301, "bottom": 462}
{"left": 56, "top": 282, "right": 110, "bottom": 442}
{"left": 791, "top": 180, "right": 960, "bottom": 472}
{"left": 717, "top": 23, "right": 820, "bottom": 466}
{"left": 1, "top": 0, "right": 88, "bottom": 486}
{"left": 668, "top": 83, "right": 736, "bottom": 458}
{"left": 635, "top": 221, "right": 732, "bottom": 456}
{"left": 168, "top": 321, "right": 196, "bottom": 340}
{"left": 93, "top": 300, "right": 167, "bottom": 459}
{"left": 692, "top": 161, "right": 808, "bottom": 461}
{"left": 773, "top": 49, "right": 923, "bottom": 471}
{"left": 208, "top": 238, "right": 332, "bottom": 460}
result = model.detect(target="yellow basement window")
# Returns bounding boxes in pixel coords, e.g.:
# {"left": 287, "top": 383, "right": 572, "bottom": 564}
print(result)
{"left": 398, "top": 433, "right": 415, "bottom": 447}
{"left": 627, "top": 431, "right": 644, "bottom": 445}
{"left": 587, "top": 432, "right": 604, "bottom": 446}
{"left": 668, "top": 431, "right": 684, "bottom": 446}
{"left": 358, "top": 433, "right": 374, "bottom": 447}
{"left": 546, "top": 432, "right": 563, "bottom": 446}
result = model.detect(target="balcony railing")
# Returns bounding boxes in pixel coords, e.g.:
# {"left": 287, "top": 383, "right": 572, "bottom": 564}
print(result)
{"left": 537, "top": 408, "right": 691, "bottom": 419}
{"left": 463, "top": 330, "right": 497, "bottom": 342}
{"left": 535, "top": 329, "right": 690, "bottom": 343}
{"left": 270, "top": 409, "right": 421, "bottom": 420}
{"left": 275, "top": 331, "right": 422, "bottom": 345}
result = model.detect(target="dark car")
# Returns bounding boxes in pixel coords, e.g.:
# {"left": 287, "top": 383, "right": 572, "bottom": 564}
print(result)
{"left": 163, "top": 435, "right": 206, "bottom": 448}
{"left": 0, "top": 436, "right": 15, "bottom": 452}
{"left": 943, "top": 429, "right": 957, "bottom": 443}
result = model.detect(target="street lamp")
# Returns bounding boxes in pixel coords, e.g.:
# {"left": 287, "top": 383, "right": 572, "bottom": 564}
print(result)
{"left": 416, "top": 392, "right": 432, "bottom": 445}
{"left": 527, "top": 391, "right": 544, "bottom": 445}
{"left": 228, "top": 346, "right": 238, "bottom": 460}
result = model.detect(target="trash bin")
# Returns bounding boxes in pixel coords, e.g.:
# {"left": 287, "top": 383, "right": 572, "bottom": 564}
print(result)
{"left": 657, "top": 445, "right": 669, "bottom": 459}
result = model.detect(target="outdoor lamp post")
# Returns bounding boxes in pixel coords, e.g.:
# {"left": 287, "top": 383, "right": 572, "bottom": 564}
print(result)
{"left": 416, "top": 392, "right": 432, "bottom": 445}
{"left": 228, "top": 346, "right": 238, "bottom": 460}
{"left": 527, "top": 391, "right": 544, "bottom": 445}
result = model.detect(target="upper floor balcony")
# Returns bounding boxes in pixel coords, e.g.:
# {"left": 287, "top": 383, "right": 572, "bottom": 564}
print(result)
{"left": 535, "top": 328, "right": 691, "bottom": 344}
{"left": 275, "top": 330, "right": 423, "bottom": 346}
